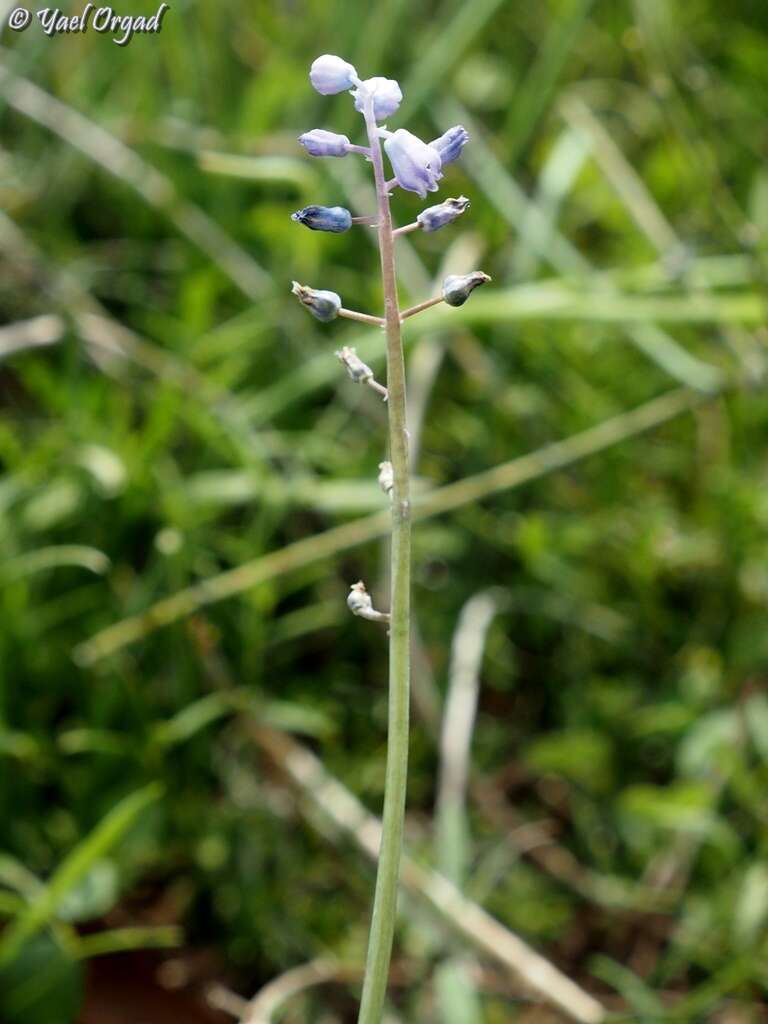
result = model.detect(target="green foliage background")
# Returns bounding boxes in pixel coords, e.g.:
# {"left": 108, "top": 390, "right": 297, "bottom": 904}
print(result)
{"left": 1, "top": 0, "right": 768, "bottom": 1020}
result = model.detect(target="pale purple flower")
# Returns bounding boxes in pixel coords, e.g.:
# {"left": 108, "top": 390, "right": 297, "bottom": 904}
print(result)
{"left": 309, "top": 54, "right": 358, "bottom": 95}
{"left": 298, "top": 129, "right": 352, "bottom": 158}
{"left": 292, "top": 205, "right": 352, "bottom": 232}
{"left": 384, "top": 129, "right": 442, "bottom": 198}
{"left": 353, "top": 77, "right": 402, "bottom": 120}
{"left": 442, "top": 271, "right": 491, "bottom": 307}
{"left": 417, "top": 196, "right": 470, "bottom": 232}
{"left": 429, "top": 126, "right": 469, "bottom": 166}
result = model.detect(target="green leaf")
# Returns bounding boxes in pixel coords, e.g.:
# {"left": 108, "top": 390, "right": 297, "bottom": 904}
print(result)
{"left": 0, "top": 545, "right": 110, "bottom": 582}
{"left": 629, "top": 701, "right": 695, "bottom": 738}
{"left": 152, "top": 692, "right": 238, "bottom": 748}
{"left": 74, "top": 925, "right": 183, "bottom": 960}
{"left": 733, "top": 863, "right": 768, "bottom": 948}
{"left": 676, "top": 709, "right": 739, "bottom": 778}
{"left": 261, "top": 700, "right": 336, "bottom": 739}
{"left": 525, "top": 729, "right": 614, "bottom": 792}
{"left": 56, "top": 860, "right": 118, "bottom": 923}
{"left": 590, "top": 955, "right": 664, "bottom": 1019}
{"left": 0, "top": 784, "right": 162, "bottom": 966}
{"left": 0, "top": 933, "right": 83, "bottom": 1024}
{"left": 618, "top": 782, "right": 714, "bottom": 833}
{"left": 434, "top": 956, "right": 483, "bottom": 1024}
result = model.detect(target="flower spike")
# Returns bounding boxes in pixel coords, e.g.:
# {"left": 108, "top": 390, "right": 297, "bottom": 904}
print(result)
{"left": 291, "top": 56, "right": 492, "bottom": 1024}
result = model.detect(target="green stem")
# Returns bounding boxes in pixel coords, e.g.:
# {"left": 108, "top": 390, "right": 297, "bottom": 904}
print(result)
{"left": 356, "top": 93, "right": 411, "bottom": 1024}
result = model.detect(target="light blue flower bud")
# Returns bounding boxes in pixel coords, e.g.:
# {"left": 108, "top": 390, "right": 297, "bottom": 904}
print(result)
{"left": 353, "top": 77, "right": 403, "bottom": 120}
{"left": 298, "top": 129, "right": 352, "bottom": 158}
{"left": 442, "top": 271, "right": 491, "bottom": 307}
{"left": 416, "top": 196, "right": 470, "bottom": 232}
{"left": 384, "top": 129, "right": 442, "bottom": 199}
{"left": 429, "top": 125, "right": 469, "bottom": 166}
{"left": 291, "top": 205, "right": 352, "bottom": 233}
{"left": 291, "top": 281, "right": 342, "bottom": 322}
{"left": 309, "top": 54, "right": 358, "bottom": 95}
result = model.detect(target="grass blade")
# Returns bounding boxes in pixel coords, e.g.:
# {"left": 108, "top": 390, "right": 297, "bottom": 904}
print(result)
{"left": 0, "top": 784, "right": 162, "bottom": 966}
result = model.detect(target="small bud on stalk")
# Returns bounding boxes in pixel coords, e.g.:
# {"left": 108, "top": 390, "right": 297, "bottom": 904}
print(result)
{"left": 309, "top": 54, "right": 359, "bottom": 95}
{"left": 416, "top": 196, "right": 470, "bottom": 233}
{"left": 298, "top": 129, "right": 353, "bottom": 158}
{"left": 291, "top": 205, "right": 353, "bottom": 232}
{"left": 347, "top": 580, "right": 391, "bottom": 624}
{"left": 353, "top": 77, "right": 403, "bottom": 120}
{"left": 291, "top": 281, "right": 342, "bottom": 322}
{"left": 442, "top": 271, "right": 492, "bottom": 307}
{"left": 378, "top": 461, "right": 394, "bottom": 497}
{"left": 336, "top": 346, "right": 388, "bottom": 400}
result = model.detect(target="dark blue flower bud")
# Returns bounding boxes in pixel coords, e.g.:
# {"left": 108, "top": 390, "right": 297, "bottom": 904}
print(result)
{"left": 298, "top": 130, "right": 352, "bottom": 158}
{"left": 291, "top": 281, "right": 342, "bottom": 322}
{"left": 416, "top": 196, "right": 470, "bottom": 233}
{"left": 309, "top": 55, "right": 358, "bottom": 95}
{"left": 442, "top": 271, "right": 491, "bottom": 307}
{"left": 429, "top": 125, "right": 469, "bottom": 166}
{"left": 291, "top": 205, "right": 353, "bottom": 233}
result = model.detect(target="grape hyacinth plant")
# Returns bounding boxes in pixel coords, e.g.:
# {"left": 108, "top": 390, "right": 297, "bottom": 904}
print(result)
{"left": 292, "top": 54, "right": 490, "bottom": 1023}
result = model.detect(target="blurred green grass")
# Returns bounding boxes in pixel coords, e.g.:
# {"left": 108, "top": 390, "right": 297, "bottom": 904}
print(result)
{"left": 2, "top": 0, "right": 768, "bottom": 1020}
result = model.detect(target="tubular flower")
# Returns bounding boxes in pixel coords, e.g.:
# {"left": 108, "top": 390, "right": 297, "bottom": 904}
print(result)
{"left": 416, "top": 196, "right": 470, "bottom": 232}
{"left": 298, "top": 129, "right": 352, "bottom": 158}
{"left": 384, "top": 129, "right": 442, "bottom": 198}
{"left": 291, "top": 281, "right": 342, "bottom": 322}
{"left": 291, "top": 205, "right": 352, "bottom": 232}
{"left": 309, "top": 54, "right": 358, "bottom": 95}
{"left": 429, "top": 125, "right": 469, "bottom": 166}
{"left": 442, "top": 271, "right": 491, "bottom": 307}
{"left": 353, "top": 77, "right": 402, "bottom": 120}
